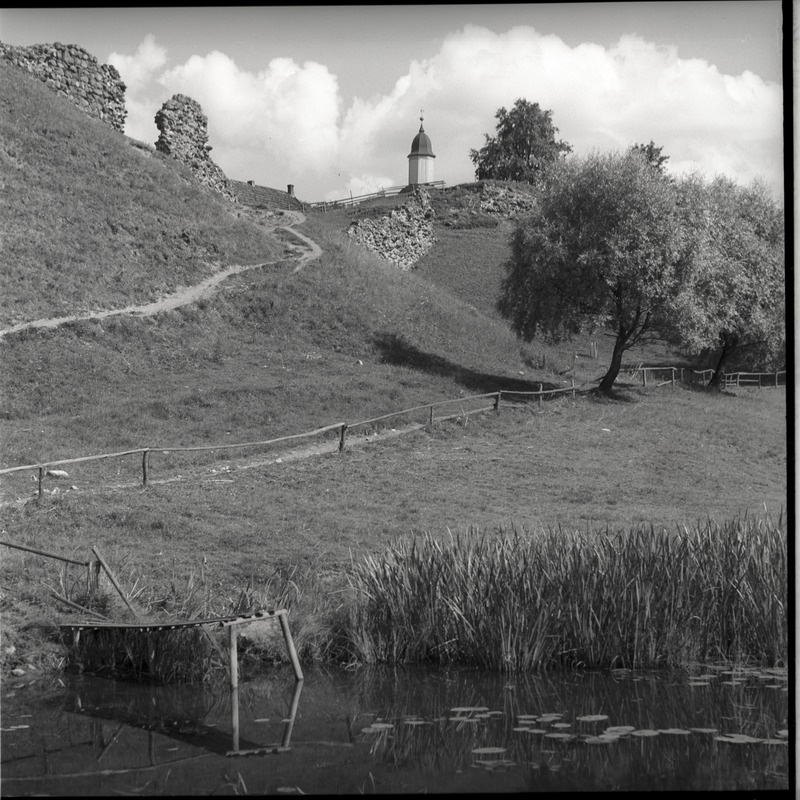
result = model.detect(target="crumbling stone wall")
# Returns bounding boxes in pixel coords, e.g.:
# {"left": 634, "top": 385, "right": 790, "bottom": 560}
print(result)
{"left": 347, "top": 187, "right": 435, "bottom": 269}
{"left": 478, "top": 183, "right": 538, "bottom": 217}
{"left": 0, "top": 41, "right": 126, "bottom": 131}
{"left": 154, "top": 94, "right": 236, "bottom": 202}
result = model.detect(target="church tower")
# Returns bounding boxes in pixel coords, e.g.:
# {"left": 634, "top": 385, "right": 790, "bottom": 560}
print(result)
{"left": 407, "top": 114, "right": 435, "bottom": 186}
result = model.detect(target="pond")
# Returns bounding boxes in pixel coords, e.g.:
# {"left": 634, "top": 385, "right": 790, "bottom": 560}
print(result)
{"left": 1, "top": 663, "right": 790, "bottom": 794}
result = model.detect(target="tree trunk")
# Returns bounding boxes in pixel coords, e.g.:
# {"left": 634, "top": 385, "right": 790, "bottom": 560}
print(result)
{"left": 708, "top": 334, "right": 739, "bottom": 390}
{"left": 598, "top": 335, "right": 627, "bottom": 395}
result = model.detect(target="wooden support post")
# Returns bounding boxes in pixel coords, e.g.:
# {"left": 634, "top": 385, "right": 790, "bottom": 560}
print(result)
{"left": 230, "top": 687, "right": 240, "bottom": 753}
{"left": 281, "top": 678, "right": 304, "bottom": 749}
{"left": 671, "top": 368, "right": 675, "bottom": 388}
{"left": 278, "top": 610, "right": 304, "bottom": 681}
{"left": 338, "top": 424, "right": 347, "bottom": 452}
{"left": 429, "top": 405, "right": 434, "bottom": 426}
{"left": 539, "top": 383, "right": 543, "bottom": 410}
{"left": 229, "top": 625, "right": 239, "bottom": 690}
{"left": 642, "top": 370, "right": 647, "bottom": 387}
{"left": 494, "top": 392, "right": 500, "bottom": 412}
{"left": 142, "top": 450, "right": 149, "bottom": 487}
{"left": 571, "top": 377, "right": 575, "bottom": 397}
{"left": 91, "top": 546, "right": 140, "bottom": 619}
{"left": 37, "top": 467, "right": 44, "bottom": 504}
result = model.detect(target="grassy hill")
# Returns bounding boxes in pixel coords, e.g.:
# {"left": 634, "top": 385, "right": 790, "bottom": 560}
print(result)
{"left": 0, "top": 59, "right": 786, "bottom": 673}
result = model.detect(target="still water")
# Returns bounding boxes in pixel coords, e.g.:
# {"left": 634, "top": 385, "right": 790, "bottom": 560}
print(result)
{"left": 1, "top": 663, "right": 790, "bottom": 794}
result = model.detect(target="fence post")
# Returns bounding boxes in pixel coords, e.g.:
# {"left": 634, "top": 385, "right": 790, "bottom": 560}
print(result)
{"left": 775, "top": 371, "right": 779, "bottom": 387}
{"left": 494, "top": 392, "right": 501, "bottom": 412}
{"left": 37, "top": 466, "right": 44, "bottom": 504}
{"left": 429, "top": 405, "right": 434, "bottom": 426}
{"left": 142, "top": 450, "right": 150, "bottom": 487}
{"left": 339, "top": 424, "right": 347, "bottom": 452}
{"left": 571, "top": 377, "right": 575, "bottom": 397}
{"left": 671, "top": 368, "right": 675, "bottom": 388}
{"left": 642, "top": 369, "right": 647, "bottom": 387}
{"left": 538, "top": 383, "right": 543, "bottom": 411}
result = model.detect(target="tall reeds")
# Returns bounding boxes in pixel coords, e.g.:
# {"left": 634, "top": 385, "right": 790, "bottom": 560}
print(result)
{"left": 339, "top": 515, "right": 787, "bottom": 671}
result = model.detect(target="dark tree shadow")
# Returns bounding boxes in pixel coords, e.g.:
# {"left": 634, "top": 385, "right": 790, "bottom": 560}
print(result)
{"left": 373, "top": 332, "right": 567, "bottom": 395}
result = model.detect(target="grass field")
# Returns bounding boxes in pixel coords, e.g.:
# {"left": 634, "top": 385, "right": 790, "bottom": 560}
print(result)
{"left": 0, "top": 60, "right": 788, "bottom": 675}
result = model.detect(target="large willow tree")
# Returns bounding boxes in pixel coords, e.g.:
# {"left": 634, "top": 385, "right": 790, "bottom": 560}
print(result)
{"left": 498, "top": 151, "right": 682, "bottom": 395}
{"left": 669, "top": 175, "right": 785, "bottom": 388}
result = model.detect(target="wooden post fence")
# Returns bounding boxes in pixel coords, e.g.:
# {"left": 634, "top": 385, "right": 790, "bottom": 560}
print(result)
{"left": 338, "top": 424, "right": 347, "bottom": 451}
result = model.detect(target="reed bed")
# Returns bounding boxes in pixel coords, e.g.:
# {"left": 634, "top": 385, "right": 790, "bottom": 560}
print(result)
{"left": 340, "top": 515, "right": 787, "bottom": 671}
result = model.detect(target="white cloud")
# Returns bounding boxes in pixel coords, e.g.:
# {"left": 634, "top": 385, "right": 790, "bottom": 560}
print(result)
{"left": 112, "top": 26, "right": 783, "bottom": 201}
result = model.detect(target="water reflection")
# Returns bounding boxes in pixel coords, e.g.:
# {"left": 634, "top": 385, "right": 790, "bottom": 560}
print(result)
{"left": 0, "top": 664, "right": 789, "bottom": 795}
{"left": 63, "top": 677, "right": 303, "bottom": 757}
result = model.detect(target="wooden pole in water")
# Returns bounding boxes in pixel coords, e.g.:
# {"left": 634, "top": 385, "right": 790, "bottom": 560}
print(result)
{"left": 229, "top": 625, "right": 239, "bottom": 690}
{"left": 281, "top": 678, "right": 304, "bottom": 749}
{"left": 230, "top": 686, "right": 240, "bottom": 753}
{"left": 278, "top": 610, "right": 304, "bottom": 681}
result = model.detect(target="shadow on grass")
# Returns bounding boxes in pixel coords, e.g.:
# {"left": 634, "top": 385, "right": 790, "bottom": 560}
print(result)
{"left": 374, "top": 332, "right": 565, "bottom": 395}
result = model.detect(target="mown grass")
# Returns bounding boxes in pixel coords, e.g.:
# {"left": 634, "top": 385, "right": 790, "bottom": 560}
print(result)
{"left": 0, "top": 386, "right": 786, "bottom": 674}
{"left": 0, "top": 61, "right": 281, "bottom": 326}
{"left": 0, "top": 59, "right": 788, "bottom": 679}
{"left": 340, "top": 515, "right": 787, "bottom": 670}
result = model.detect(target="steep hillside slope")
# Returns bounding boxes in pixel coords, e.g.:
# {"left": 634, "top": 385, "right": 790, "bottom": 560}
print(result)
{"left": 0, "top": 64, "right": 553, "bottom": 473}
{"left": 0, "top": 61, "right": 281, "bottom": 327}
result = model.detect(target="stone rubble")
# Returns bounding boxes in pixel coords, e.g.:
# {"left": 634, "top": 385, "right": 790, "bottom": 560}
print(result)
{"left": 347, "top": 187, "right": 435, "bottom": 269}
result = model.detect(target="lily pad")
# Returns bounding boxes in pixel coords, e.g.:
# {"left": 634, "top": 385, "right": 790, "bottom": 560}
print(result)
{"left": 585, "top": 736, "right": 616, "bottom": 744}
{"left": 576, "top": 714, "right": 609, "bottom": 723}
{"left": 451, "top": 706, "right": 488, "bottom": 713}
{"left": 715, "top": 733, "right": 763, "bottom": 743}
{"left": 472, "top": 747, "right": 506, "bottom": 756}
{"left": 551, "top": 722, "right": 572, "bottom": 729}
{"left": 605, "top": 726, "right": 635, "bottom": 734}
{"left": 658, "top": 728, "right": 691, "bottom": 735}
{"left": 631, "top": 729, "right": 660, "bottom": 737}
{"left": 545, "top": 732, "right": 575, "bottom": 740}
{"left": 689, "top": 728, "right": 718, "bottom": 734}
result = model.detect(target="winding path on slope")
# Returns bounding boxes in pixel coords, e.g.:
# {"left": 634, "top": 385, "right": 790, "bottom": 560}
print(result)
{"left": 0, "top": 210, "right": 322, "bottom": 339}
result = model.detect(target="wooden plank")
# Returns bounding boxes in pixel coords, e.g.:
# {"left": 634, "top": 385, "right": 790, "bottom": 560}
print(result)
{"left": 59, "top": 609, "right": 282, "bottom": 631}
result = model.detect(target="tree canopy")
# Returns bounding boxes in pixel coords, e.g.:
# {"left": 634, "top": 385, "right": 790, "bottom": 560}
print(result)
{"left": 667, "top": 175, "right": 785, "bottom": 386}
{"left": 469, "top": 99, "right": 572, "bottom": 183}
{"left": 498, "top": 150, "right": 682, "bottom": 395}
{"left": 630, "top": 141, "right": 670, "bottom": 174}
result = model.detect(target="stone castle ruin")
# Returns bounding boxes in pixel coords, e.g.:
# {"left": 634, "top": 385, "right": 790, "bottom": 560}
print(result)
{"left": 154, "top": 93, "right": 236, "bottom": 202}
{"left": 0, "top": 41, "right": 529, "bottom": 271}
{"left": 0, "top": 41, "right": 127, "bottom": 132}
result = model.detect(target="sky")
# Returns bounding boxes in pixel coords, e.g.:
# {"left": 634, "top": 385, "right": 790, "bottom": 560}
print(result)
{"left": 0, "top": 3, "right": 786, "bottom": 202}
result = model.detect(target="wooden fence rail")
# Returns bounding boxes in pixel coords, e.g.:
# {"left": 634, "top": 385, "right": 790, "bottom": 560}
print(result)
{"left": 0, "top": 367, "right": 785, "bottom": 496}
